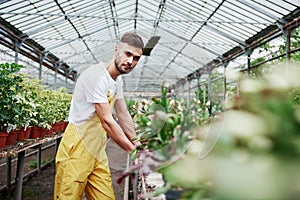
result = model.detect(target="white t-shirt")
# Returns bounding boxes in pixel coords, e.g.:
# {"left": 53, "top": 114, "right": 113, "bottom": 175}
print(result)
{"left": 68, "top": 62, "right": 123, "bottom": 125}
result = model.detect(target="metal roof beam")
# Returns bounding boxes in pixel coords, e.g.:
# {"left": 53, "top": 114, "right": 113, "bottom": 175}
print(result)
{"left": 152, "top": 0, "right": 166, "bottom": 35}
{"left": 134, "top": 0, "right": 138, "bottom": 30}
{"left": 62, "top": 40, "right": 111, "bottom": 61}
{"left": 109, "top": 0, "right": 120, "bottom": 40}
{"left": 25, "top": 3, "right": 103, "bottom": 36}
{"left": 41, "top": 0, "right": 99, "bottom": 64}
{"left": 0, "top": 11, "right": 274, "bottom": 25}
{"left": 152, "top": 0, "right": 226, "bottom": 88}
{"left": 47, "top": 24, "right": 113, "bottom": 51}
{"left": 1, "top": 0, "right": 11, "bottom": 4}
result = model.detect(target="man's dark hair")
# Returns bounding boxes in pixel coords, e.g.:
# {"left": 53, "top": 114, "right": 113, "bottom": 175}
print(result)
{"left": 120, "top": 32, "right": 144, "bottom": 49}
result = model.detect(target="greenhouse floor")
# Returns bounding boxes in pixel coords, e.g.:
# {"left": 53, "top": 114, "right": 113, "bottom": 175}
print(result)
{"left": 0, "top": 139, "right": 127, "bottom": 200}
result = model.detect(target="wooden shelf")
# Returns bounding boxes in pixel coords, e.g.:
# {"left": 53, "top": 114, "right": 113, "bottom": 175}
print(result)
{"left": 0, "top": 132, "right": 63, "bottom": 200}
{"left": 0, "top": 133, "right": 63, "bottom": 159}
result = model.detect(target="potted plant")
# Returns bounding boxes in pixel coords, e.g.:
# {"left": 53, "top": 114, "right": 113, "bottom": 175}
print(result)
{"left": 30, "top": 89, "right": 52, "bottom": 139}
{"left": 17, "top": 75, "right": 41, "bottom": 139}
{"left": 0, "top": 62, "right": 72, "bottom": 145}
{"left": 0, "top": 63, "right": 26, "bottom": 146}
{"left": 40, "top": 88, "right": 71, "bottom": 134}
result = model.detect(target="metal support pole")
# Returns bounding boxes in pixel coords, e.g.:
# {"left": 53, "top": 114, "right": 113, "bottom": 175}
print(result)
{"left": 133, "top": 170, "right": 138, "bottom": 200}
{"left": 14, "top": 41, "right": 20, "bottom": 64}
{"left": 39, "top": 55, "right": 44, "bottom": 80}
{"left": 37, "top": 145, "right": 42, "bottom": 173}
{"left": 207, "top": 70, "right": 212, "bottom": 116}
{"left": 247, "top": 53, "right": 251, "bottom": 76}
{"left": 55, "top": 62, "right": 63, "bottom": 89}
{"left": 223, "top": 66, "right": 227, "bottom": 100}
{"left": 6, "top": 157, "right": 11, "bottom": 191}
{"left": 123, "top": 154, "right": 131, "bottom": 200}
{"left": 277, "top": 22, "right": 293, "bottom": 70}
{"left": 188, "top": 80, "right": 191, "bottom": 107}
{"left": 14, "top": 151, "right": 25, "bottom": 200}
{"left": 14, "top": 36, "right": 27, "bottom": 64}
{"left": 286, "top": 28, "right": 291, "bottom": 65}
{"left": 196, "top": 75, "right": 200, "bottom": 100}
{"left": 39, "top": 61, "right": 42, "bottom": 80}
{"left": 223, "top": 62, "right": 229, "bottom": 107}
{"left": 203, "top": 84, "right": 206, "bottom": 104}
{"left": 65, "top": 69, "right": 69, "bottom": 86}
{"left": 245, "top": 49, "right": 254, "bottom": 76}
{"left": 55, "top": 64, "right": 58, "bottom": 89}
{"left": 39, "top": 51, "right": 49, "bottom": 80}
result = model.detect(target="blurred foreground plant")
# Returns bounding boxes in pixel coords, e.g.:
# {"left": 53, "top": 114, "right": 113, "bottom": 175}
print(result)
{"left": 161, "top": 63, "right": 300, "bottom": 199}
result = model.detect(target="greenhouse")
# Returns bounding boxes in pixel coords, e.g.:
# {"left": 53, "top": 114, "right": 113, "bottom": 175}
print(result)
{"left": 0, "top": 0, "right": 300, "bottom": 199}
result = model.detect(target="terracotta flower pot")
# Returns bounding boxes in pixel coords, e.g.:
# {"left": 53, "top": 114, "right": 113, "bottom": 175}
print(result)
{"left": 63, "top": 121, "right": 69, "bottom": 130}
{"left": 40, "top": 127, "right": 48, "bottom": 138}
{"left": 58, "top": 121, "right": 65, "bottom": 131}
{"left": 24, "top": 127, "right": 31, "bottom": 139}
{"left": 47, "top": 128, "right": 54, "bottom": 136}
{"left": 0, "top": 132, "right": 8, "bottom": 149}
{"left": 30, "top": 126, "right": 42, "bottom": 139}
{"left": 17, "top": 129, "right": 25, "bottom": 141}
{"left": 52, "top": 123, "right": 60, "bottom": 133}
{"left": 6, "top": 130, "right": 18, "bottom": 146}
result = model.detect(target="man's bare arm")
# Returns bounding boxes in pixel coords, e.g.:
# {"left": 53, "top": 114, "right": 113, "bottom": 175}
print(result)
{"left": 94, "top": 103, "right": 135, "bottom": 153}
{"left": 114, "top": 98, "right": 137, "bottom": 143}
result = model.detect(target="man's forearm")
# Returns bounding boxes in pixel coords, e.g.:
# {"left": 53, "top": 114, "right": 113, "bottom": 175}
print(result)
{"left": 102, "top": 117, "right": 135, "bottom": 152}
{"left": 117, "top": 113, "right": 137, "bottom": 142}
{"left": 95, "top": 103, "right": 135, "bottom": 152}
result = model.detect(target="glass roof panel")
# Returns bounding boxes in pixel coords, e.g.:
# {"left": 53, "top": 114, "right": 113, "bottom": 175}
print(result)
{"left": 226, "top": 0, "right": 276, "bottom": 23}
{"left": 252, "top": 0, "right": 294, "bottom": 16}
{"left": 286, "top": 0, "right": 300, "bottom": 7}
{"left": 0, "top": 0, "right": 299, "bottom": 95}
{"left": 194, "top": 27, "right": 239, "bottom": 55}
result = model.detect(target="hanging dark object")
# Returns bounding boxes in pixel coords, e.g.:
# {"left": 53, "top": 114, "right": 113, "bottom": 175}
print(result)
{"left": 142, "top": 36, "right": 161, "bottom": 56}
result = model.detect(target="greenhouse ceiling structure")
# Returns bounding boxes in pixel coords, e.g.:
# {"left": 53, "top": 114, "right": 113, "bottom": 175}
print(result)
{"left": 0, "top": 0, "right": 300, "bottom": 97}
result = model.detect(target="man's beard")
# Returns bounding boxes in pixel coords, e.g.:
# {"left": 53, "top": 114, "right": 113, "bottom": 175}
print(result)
{"left": 115, "top": 60, "right": 129, "bottom": 74}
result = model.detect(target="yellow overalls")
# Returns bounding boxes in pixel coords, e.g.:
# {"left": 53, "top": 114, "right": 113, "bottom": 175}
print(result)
{"left": 54, "top": 85, "right": 117, "bottom": 200}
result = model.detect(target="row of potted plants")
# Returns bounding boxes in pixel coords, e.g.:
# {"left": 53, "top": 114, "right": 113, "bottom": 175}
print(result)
{"left": 0, "top": 63, "right": 72, "bottom": 148}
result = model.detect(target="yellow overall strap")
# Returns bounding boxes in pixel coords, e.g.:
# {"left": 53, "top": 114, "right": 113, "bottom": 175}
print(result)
{"left": 104, "top": 67, "right": 118, "bottom": 107}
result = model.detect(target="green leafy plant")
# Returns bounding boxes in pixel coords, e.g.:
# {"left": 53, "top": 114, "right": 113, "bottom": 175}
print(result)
{"left": 0, "top": 63, "right": 31, "bottom": 132}
{"left": 0, "top": 62, "right": 72, "bottom": 133}
{"left": 30, "top": 88, "right": 72, "bottom": 129}
{"left": 132, "top": 82, "right": 208, "bottom": 155}
{"left": 118, "top": 82, "right": 210, "bottom": 190}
